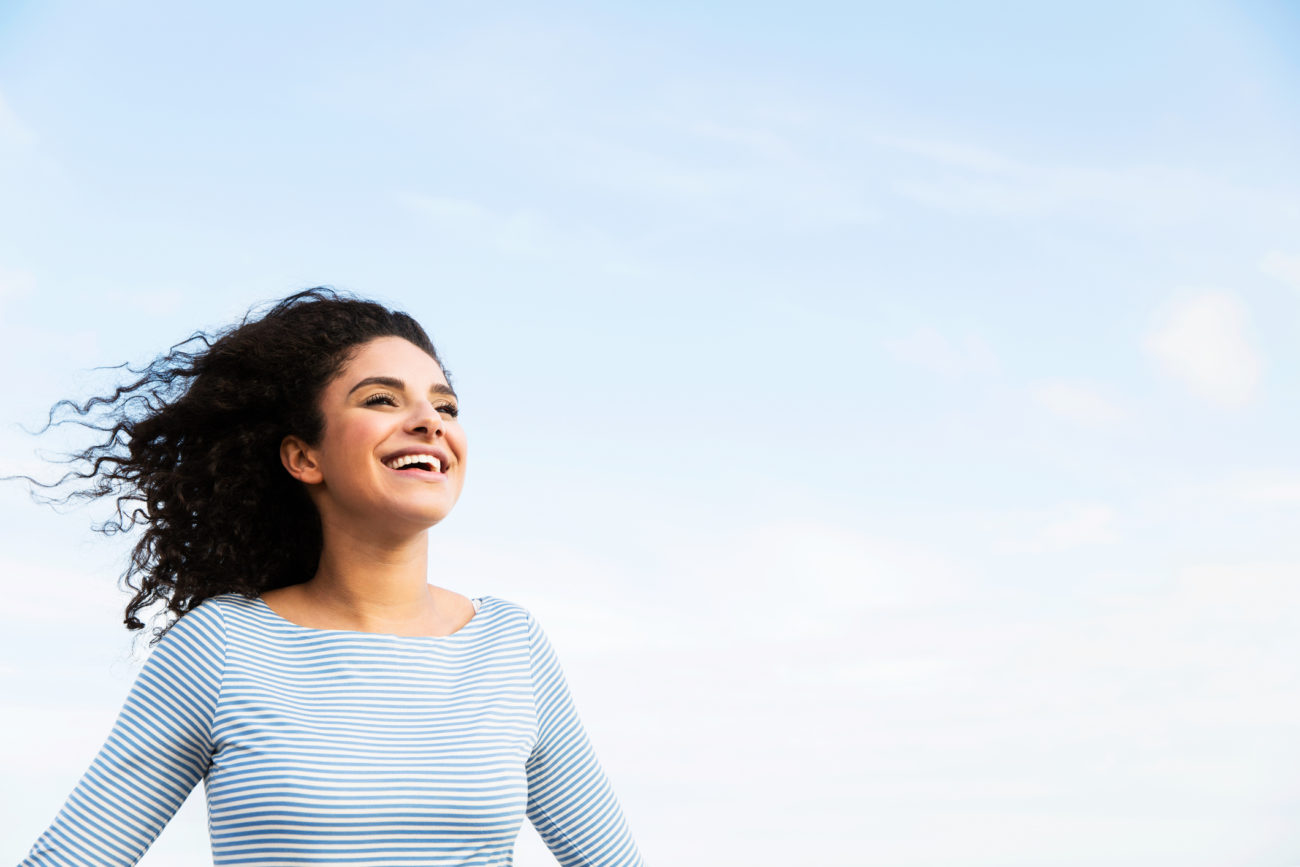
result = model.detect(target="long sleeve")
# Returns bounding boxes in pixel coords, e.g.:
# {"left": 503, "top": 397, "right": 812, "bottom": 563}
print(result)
{"left": 21, "top": 600, "right": 227, "bottom": 866}
{"left": 524, "top": 612, "right": 645, "bottom": 867}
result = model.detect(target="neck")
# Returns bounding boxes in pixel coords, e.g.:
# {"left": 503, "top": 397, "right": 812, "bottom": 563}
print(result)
{"left": 303, "top": 519, "right": 436, "bottom": 630}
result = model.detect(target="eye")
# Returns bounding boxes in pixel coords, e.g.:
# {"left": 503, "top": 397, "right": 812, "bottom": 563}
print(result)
{"left": 436, "top": 403, "right": 460, "bottom": 418}
{"left": 363, "top": 392, "right": 399, "bottom": 407}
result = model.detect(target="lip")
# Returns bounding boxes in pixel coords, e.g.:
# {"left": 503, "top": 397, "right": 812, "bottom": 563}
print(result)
{"left": 384, "top": 465, "right": 447, "bottom": 486}
{"left": 379, "top": 445, "right": 452, "bottom": 474}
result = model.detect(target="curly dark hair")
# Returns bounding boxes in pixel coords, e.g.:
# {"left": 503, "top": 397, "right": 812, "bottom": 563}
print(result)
{"left": 7, "top": 287, "right": 449, "bottom": 641}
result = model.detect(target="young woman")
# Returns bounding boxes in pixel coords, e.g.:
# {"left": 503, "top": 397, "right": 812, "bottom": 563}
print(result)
{"left": 17, "top": 288, "right": 646, "bottom": 866}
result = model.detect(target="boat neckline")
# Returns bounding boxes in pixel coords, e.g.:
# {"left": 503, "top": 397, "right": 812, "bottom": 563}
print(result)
{"left": 246, "top": 594, "right": 486, "bottom": 640}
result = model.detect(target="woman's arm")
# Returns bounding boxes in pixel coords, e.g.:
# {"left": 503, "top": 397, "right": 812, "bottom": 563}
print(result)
{"left": 525, "top": 611, "right": 646, "bottom": 867}
{"left": 21, "top": 600, "right": 227, "bottom": 866}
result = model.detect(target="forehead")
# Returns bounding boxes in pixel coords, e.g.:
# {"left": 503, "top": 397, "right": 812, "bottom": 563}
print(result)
{"left": 335, "top": 337, "right": 446, "bottom": 385}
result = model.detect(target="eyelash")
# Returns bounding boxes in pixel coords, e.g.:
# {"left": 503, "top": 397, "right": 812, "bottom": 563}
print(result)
{"left": 364, "top": 393, "right": 459, "bottom": 417}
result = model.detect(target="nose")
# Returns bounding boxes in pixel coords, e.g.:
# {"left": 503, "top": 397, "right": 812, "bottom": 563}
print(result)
{"left": 407, "top": 400, "right": 445, "bottom": 438}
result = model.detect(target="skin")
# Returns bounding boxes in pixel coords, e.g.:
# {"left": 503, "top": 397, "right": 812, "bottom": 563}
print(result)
{"left": 264, "top": 336, "right": 474, "bottom": 637}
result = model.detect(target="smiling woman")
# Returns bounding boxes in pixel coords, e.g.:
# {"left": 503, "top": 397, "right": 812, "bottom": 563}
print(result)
{"left": 10, "top": 287, "right": 646, "bottom": 866}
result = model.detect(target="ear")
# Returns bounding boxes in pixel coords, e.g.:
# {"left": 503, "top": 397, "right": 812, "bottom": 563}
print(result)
{"left": 280, "top": 434, "right": 324, "bottom": 485}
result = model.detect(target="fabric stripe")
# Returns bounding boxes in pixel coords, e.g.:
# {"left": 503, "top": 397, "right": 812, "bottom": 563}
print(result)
{"left": 20, "top": 594, "right": 645, "bottom": 866}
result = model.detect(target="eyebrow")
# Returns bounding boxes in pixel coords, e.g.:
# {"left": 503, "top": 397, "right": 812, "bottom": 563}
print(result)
{"left": 347, "top": 376, "right": 458, "bottom": 401}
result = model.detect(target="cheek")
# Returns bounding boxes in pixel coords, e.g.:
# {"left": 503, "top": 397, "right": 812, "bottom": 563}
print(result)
{"left": 329, "top": 423, "right": 385, "bottom": 476}
{"left": 447, "top": 422, "right": 467, "bottom": 453}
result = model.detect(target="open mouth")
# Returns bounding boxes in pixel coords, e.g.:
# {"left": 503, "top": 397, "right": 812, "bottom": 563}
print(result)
{"left": 382, "top": 454, "right": 444, "bottom": 474}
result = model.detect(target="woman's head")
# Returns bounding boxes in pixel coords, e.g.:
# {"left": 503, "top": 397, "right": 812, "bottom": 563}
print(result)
{"left": 279, "top": 334, "right": 466, "bottom": 544}
{"left": 16, "top": 287, "right": 453, "bottom": 636}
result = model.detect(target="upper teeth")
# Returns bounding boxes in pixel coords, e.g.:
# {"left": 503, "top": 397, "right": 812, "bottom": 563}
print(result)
{"left": 384, "top": 454, "right": 441, "bottom": 471}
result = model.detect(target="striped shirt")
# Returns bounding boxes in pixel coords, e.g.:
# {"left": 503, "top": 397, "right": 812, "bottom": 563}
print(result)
{"left": 21, "top": 594, "right": 645, "bottom": 866}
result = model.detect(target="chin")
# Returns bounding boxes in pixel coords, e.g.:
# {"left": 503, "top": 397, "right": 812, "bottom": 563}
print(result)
{"left": 404, "top": 503, "right": 459, "bottom": 529}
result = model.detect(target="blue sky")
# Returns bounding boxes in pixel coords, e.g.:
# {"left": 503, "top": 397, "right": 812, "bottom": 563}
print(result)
{"left": 3, "top": 2, "right": 1300, "bottom": 864}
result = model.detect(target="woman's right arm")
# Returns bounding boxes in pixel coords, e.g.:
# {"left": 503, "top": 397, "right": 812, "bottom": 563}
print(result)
{"left": 20, "top": 600, "right": 227, "bottom": 866}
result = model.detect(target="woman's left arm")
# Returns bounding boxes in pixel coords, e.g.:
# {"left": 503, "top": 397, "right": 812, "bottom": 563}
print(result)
{"left": 20, "top": 601, "right": 226, "bottom": 865}
{"left": 524, "top": 611, "right": 647, "bottom": 867}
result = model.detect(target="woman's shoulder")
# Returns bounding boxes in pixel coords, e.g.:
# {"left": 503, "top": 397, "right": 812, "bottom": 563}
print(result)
{"left": 473, "top": 596, "right": 566, "bottom": 647}
{"left": 472, "top": 593, "right": 533, "bottom": 621}
{"left": 478, "top": 592, "right": 548, "bottom": 621}
{"left": 196, "top": 592, "right": 257, "bottom": 615}
{"left": 173, "top": 592, "right": 259, "bottom": 635}
{"left": 147, "top": 594, "right": 239, "bottom": 654}
{"left": 472, "top": 595, "right": 557, "bottom": 643}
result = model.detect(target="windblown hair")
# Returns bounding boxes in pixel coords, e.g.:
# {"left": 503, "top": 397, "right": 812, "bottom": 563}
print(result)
{"left": 13, "top": 287, "right": 447, "bottom": 642}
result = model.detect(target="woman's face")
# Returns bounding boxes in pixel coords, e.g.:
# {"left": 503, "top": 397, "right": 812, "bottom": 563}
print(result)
{"left": 281, "top": 335, "right": 466, "bottom": 536}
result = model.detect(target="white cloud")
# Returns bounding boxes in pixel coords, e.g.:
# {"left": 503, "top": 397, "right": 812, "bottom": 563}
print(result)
{"left": 875, "top": 134, "right": 1292, "bottom": 227}
{"left": 1040, "top": 504, "right": 1118, "bottom": 549}
{"left": 1226, "top": 471, "right": 1300, "bottom": 507}
{"left": 437, "top": 517, "right": 968, "bottom": 653}
{"left": 1260, "top": 250, "right": 1300, "bottom": 291}
{"left": 1, "top": 556, "right": 128, "bottom": 630}
{"left": 1144, "top": 292, "right": 1261, "bottom": 408}
{"left": 0, "top": 266, "right": 36, "bottom": 312}
{"left": 884, "top": 326, "right": 998, "bottom": 377}
{"left": 1167, "top": 560, "right": 1300, "bottom": 629}
{"left": 1032, "top": 380, "right": 1126, "bottom": 426}
{"left": 661, "top": 519, "right": 969, "bottom": 640}
{"left": 992, "top": 502, "right": 1120, "bottom": 554}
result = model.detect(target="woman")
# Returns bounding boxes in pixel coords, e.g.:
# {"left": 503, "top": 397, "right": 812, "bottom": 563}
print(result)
{"left": 17, "top": 288, "right": 646, "bottom": 866}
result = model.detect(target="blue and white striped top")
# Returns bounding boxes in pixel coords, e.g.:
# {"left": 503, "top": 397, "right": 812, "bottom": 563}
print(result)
{"left": 21, "top": 593, "right": 646, "bottom": 866}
